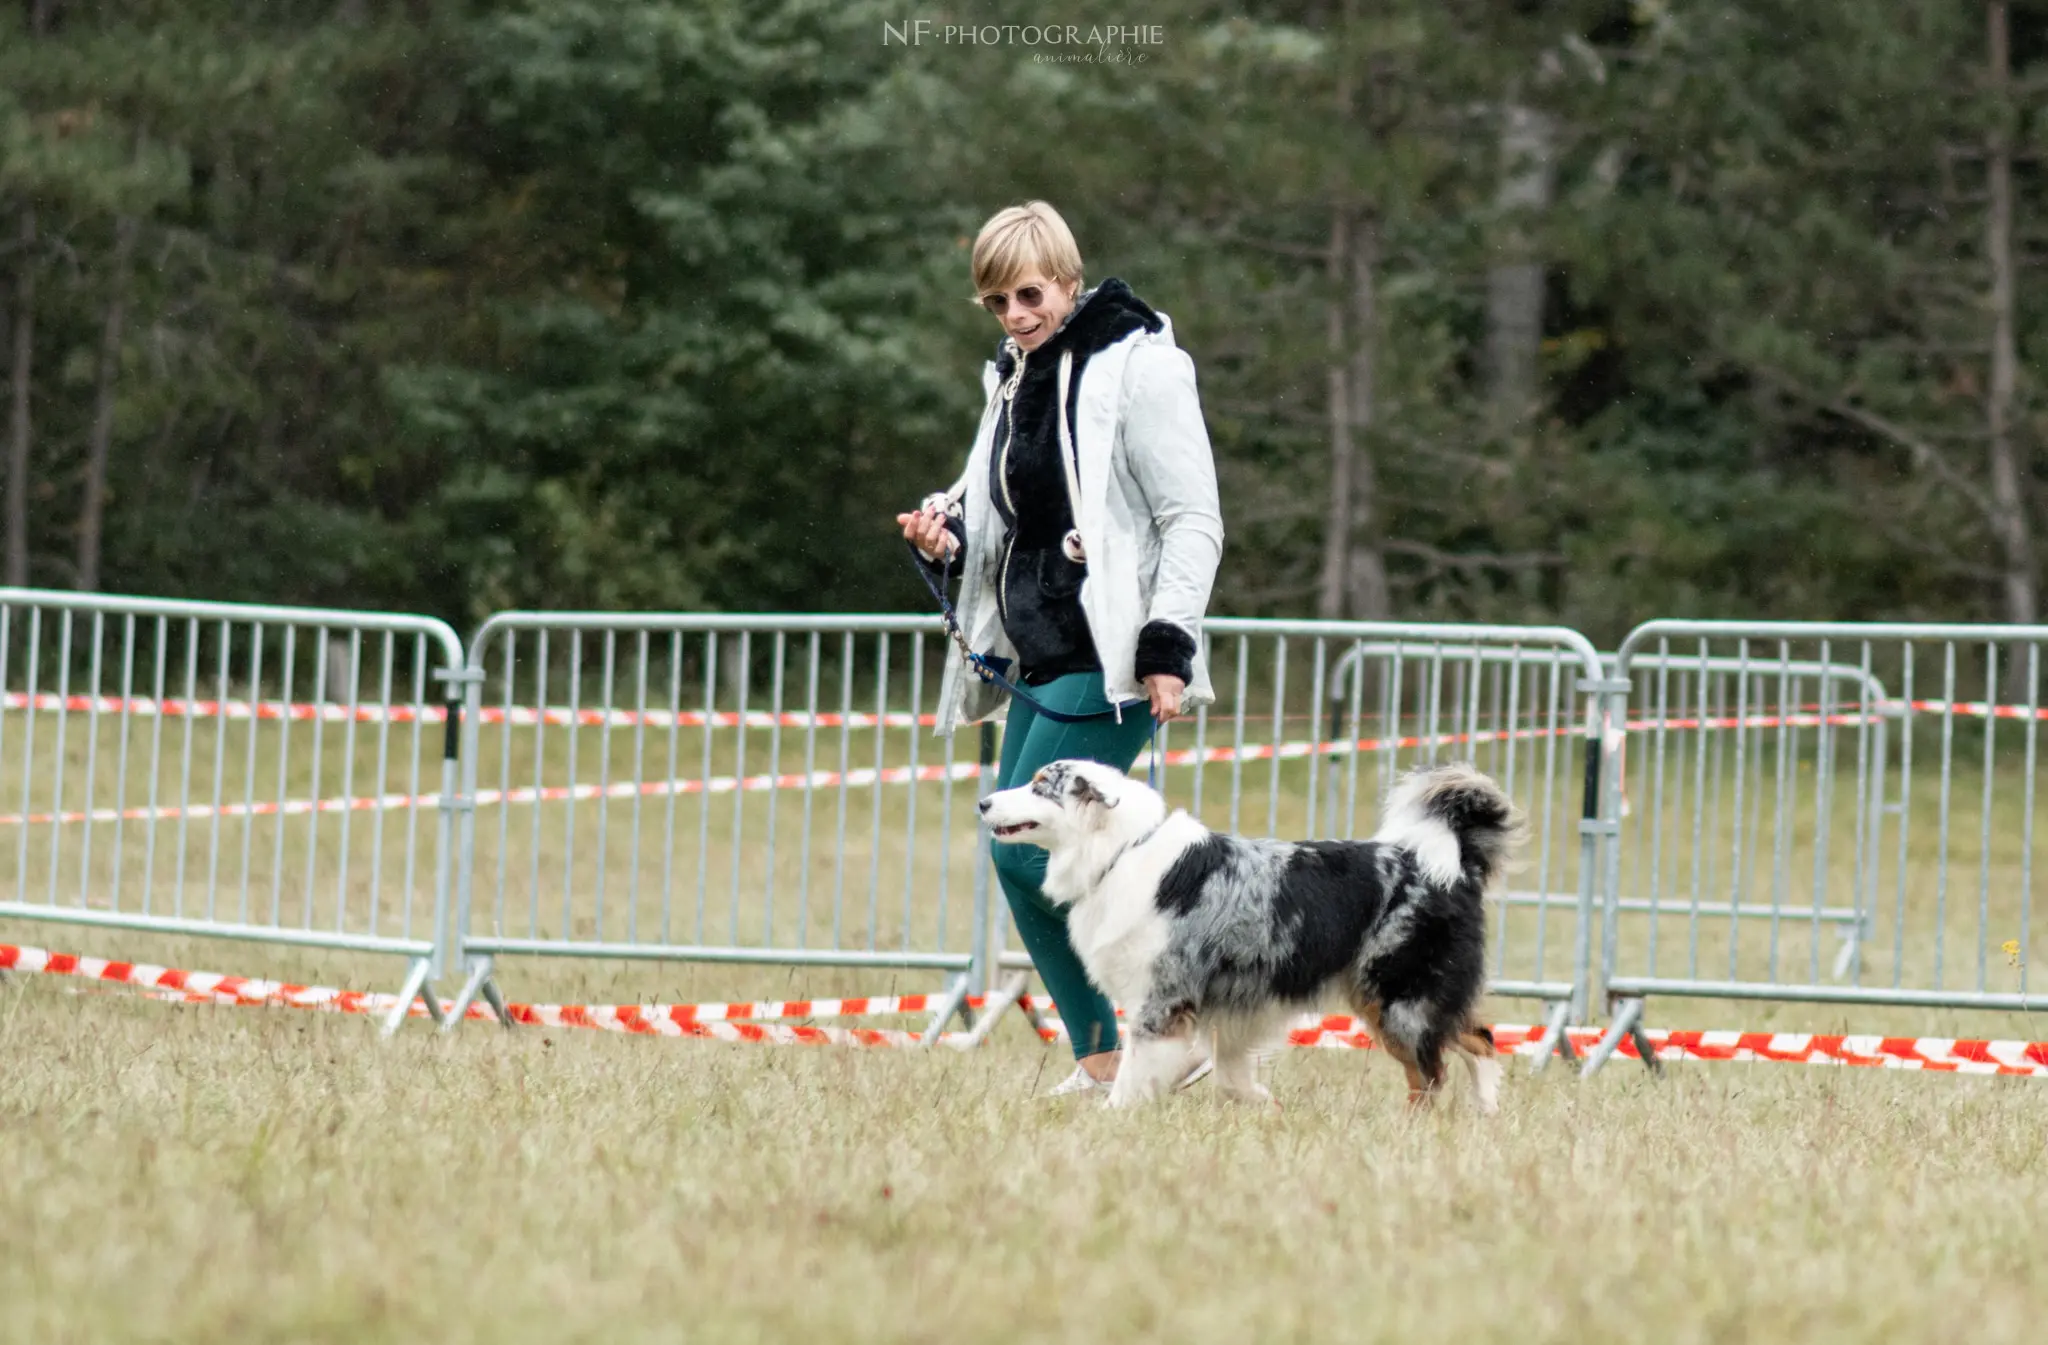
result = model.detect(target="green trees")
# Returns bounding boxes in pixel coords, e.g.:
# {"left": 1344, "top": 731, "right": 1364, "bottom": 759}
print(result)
{"left": 2, "top": 2, "right": 477, "bottom": 603}
{"left": 388, "top": 0, "right": 972, "bottom": 615}
{"left": 0, "top": 1, "right": 2039, "bottom": 635}
{"left": 1541, "top": 0, "right": 2048, "bottom": 630}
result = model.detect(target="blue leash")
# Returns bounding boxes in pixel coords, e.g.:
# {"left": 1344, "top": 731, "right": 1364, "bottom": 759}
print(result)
{"left": 906, "top": 541, "right": 1162, "bottom": 789}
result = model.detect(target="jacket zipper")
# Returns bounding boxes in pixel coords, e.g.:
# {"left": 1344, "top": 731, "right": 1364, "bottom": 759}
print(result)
{"left": 996, "top": 347, "right": 1026, "bottom": 624}
{"left": 999, "top": 532, "right": 1016, "bottom": 625}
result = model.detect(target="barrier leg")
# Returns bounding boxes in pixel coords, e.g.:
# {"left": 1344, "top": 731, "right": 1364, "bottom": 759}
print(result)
{"left": 417, "top": 978, "right": 449, "bottom": 1030}
{"left": 955, "top": 971, "right": 1060, "bottom": 1048}
{"left": 1528, "top": 999, "right": 1575, "bottom": 1074}
{"left": 443, "top": 955, "right": 506, "bottom": 1031}
{"left": 919, "top": 971, "right": 973, "bottom": 1046}
{"left": 478, "top": 972, "right": 513, "bottom": 1028}
{"left": 956, "top": 971, "right": 1027, "bottom": 1048}
{"left": 1831, "top": 920, "right": 1865, "bottom": 981}
{"left": 1627, "top": 1006, "right": 1662, "bottom": 1073}
{"left": 1015, "top": 984, "right": 1053, "bottom": 1041}
{"left": 1580, "top": 997, "right": 1655, "bottom": 1078}
{"left": 381, "top": 957, "right": 436, "bottom": 1039}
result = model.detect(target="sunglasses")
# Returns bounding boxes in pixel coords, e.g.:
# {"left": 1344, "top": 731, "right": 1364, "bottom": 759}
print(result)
{"left": 977, "top": 282, "right": 1058, "bottom": 317}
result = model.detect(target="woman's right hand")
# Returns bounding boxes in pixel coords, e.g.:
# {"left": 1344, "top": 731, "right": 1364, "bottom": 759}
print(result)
{"left": 896, "top": 504, "right": 959, "bottom": 562}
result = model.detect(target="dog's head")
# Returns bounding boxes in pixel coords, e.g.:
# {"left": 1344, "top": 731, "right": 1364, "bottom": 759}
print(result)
{"left": 978, "top": 758, "right": 1147, "bottom": 851}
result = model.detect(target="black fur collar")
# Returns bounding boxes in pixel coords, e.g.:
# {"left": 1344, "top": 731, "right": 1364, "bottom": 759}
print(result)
{"left": 993, "top": 276, "right": 1163, "bottom": 380}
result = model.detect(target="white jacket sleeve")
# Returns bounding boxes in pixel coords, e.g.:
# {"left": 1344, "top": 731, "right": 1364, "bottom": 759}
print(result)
{"left": 1119, "top": 343, "right": 1225, "bottom": 643}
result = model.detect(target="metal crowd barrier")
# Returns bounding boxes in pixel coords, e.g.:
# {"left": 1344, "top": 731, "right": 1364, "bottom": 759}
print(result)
{"left": 0, "top": 588, "right": 468, "bottom": 1033}
{"left": 28, "top": 592, "right": 2038, "bottom": 1072}
{"left": 444, "top": 614, "right": 988, "bottom": 1039}
{"left": 980, "top": 619, "right": 1612, "bottom": 1062}
{"left": 1610, "top": 652, "right": 1886, "bottom": 976}
{"left": 1583, "top": 621, "right": 2047, "bottom": 1073}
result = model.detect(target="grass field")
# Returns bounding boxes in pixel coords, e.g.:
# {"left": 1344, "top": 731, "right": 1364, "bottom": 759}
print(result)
{"left": 3, "top": 971, "right": 2045, "bottom": 1344}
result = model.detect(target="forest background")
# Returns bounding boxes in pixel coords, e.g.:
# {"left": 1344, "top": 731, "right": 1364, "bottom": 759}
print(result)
{"left": 3, "top": 0, "right": 2045, "bottom": 650}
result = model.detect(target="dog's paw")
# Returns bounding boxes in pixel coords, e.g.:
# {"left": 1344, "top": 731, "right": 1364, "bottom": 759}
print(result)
{"left": 1102, "top": 1084, "right": 1157, "bottom": 1110}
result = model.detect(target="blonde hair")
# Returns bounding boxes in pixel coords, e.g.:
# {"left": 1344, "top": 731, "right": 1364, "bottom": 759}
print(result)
{"left": 969, "top": 201, "right": 1084, "bottom": 301}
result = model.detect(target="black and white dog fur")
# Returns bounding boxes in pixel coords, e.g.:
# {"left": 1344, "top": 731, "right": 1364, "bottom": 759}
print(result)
{"left": 979, "top": 760, "right": 1522, "bottom": 1111}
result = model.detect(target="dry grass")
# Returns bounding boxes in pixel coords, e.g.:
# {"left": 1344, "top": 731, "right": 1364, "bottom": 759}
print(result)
{"left": 2, "top": 973, "right": 2045, "bottom": 1345}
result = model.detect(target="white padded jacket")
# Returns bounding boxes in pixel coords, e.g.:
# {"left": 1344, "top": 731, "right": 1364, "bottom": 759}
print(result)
{"left": 925, "top": 311, "right": 1224, "bottom": 735}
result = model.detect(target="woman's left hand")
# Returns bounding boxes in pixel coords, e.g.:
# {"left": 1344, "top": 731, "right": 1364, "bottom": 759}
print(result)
{"left": 1144, "top": 673, "right": 1186, "bottom": 724}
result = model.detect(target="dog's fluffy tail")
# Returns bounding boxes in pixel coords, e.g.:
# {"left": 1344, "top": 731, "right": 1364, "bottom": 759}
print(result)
{"left": 1372, "top": 763, "right": 1524, "bottom": 889}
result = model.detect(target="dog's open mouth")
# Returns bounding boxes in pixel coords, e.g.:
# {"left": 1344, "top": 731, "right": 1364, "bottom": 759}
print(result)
{"left": 989, "top": 822, "right": 1037, "bottom": 840}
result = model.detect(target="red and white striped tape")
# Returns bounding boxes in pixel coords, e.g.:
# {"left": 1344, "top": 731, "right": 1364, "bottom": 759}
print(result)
{"left": 14, "top": 685, "right": 2048, "bottom": 732}
{"left": 5, "top": 942, "right": 2045, "bottom": 1074}
{"left": 1651, "top": 1026, "right": 2048, "bottom": 1072}
{"left": 1028, "top": 1011, "right": 2048, "bottom": 1074}
{"left": 537, "top": 991, "right": 946, "bottom": 1023}
{"left": 497, "top": 1005, "right": 947, "bottom": 1047}
{"left": 0, "top": 942, "right": 972, "bottom": 1044}
{"left": 0, "top": 722, "right": 1566, "bottom": 828}
{"left": 12, "top": 677, "right": 2045, "bottom": 830}
{"left": 0, "top": 759, "right": 990, "bottom": 826}
{"left": 0, "top": 943, "right": 494, "bottom": 1019}
{"left": 1276, "top": 1014, "right": 2048, "bottom": 1074}
{"left": 0, "top": 708, "right": 1620, "bottom": 828}
{"left": 0, "top": 788, "right": 445, "bottom": 828}
{"left": 2, "top": 690, "right": 941, "bottom": 731}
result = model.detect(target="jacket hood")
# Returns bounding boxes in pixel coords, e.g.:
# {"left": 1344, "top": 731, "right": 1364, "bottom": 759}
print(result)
{"left": 993, "top": 276, "right": 1163, "bottom": 380}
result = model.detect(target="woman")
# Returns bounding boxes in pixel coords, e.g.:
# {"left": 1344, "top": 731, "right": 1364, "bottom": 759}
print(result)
{"left": 896, "top": 201, "right": 1225, "bottom": 1095}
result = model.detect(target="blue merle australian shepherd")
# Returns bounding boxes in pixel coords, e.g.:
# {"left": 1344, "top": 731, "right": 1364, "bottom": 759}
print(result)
{"left": 979, "top": 760, "right": 1522, "bottom": 1112}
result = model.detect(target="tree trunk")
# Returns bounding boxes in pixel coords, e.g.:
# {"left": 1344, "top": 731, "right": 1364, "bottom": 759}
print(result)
{"left": 1486, "top": 103, "right": 1555, "bottom": 431}
{"left": 5, "top": 207, "right": 34, "bottom": 589}
{"left": 326, "top": 637, "right": 358, "bottom": 707}
{"left": 1344, "top": 214, "right": 1388, "bottom": 620}
{"left": 78, "top": 214, "right": 138, "bottom": 593}
{"left": 1316, "top": 10, "right": 1389, "bottom": 624}
{"left": 1317, "top": 200, "right": 1391, "bottom": 623}
{"left": 1984, "top": 1, "right": 2035, "bottom": 624}
{"left": 1318, "top": 201, "right": 1357, "bottom": 622}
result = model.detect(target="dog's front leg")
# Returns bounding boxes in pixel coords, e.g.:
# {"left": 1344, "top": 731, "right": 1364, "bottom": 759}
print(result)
{"left": 1105, "top": 1000, "right": 1196, "bottom": 1109}
{"left": 1212, "top": 1016, "right": 1282, "bottom": 1107}
{"left": 1104, "top": 1033, "right": 1186, "bottom": 1108}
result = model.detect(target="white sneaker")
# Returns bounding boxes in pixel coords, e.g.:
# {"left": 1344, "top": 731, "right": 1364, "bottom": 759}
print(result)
{"left": 1048, "top": 1065, "right": 1109, "bottom": 1096}
{"left": 1045, "top": 1047, "right": 1214, "bottom": 1098}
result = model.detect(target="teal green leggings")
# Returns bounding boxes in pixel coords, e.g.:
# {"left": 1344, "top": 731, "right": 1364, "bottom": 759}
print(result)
{"left": 988, "top": 671, "right": 1157, "bottom": 1060}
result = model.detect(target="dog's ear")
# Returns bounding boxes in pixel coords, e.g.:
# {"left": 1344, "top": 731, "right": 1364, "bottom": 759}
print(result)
{"left": 1070, "top": 774, "right": 1119, "bottom": 810}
